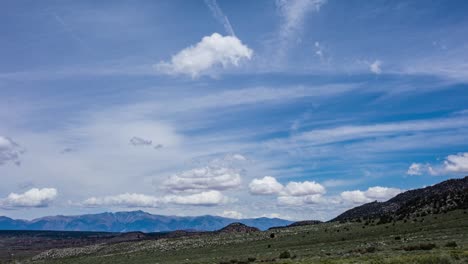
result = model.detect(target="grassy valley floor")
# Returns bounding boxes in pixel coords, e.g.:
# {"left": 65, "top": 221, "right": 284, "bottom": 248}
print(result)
{"left": 14, "top": 210, "right": 468, "bottom": 263}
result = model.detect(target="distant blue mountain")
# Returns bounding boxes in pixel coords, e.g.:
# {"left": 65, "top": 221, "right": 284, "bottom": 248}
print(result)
{"left": 0, "top": 211, "right": 293, "bottom": 232}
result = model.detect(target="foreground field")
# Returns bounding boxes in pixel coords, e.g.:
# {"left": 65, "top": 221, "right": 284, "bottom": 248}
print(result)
{"left": 19, "top": 209, "right": 467, "bottom": 264}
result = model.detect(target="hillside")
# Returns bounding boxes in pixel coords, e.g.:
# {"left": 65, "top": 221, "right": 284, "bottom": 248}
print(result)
{"left": 333, "top": 176, "right": 468, "bottom": 222}
{"left": 217, "top": 222, "right": 260, "bottom": 233}
{"left": 0, "top": 211, "right": 292, "bottom": 232}
{"left": 24, "top": 209, "right": 468, "bottom": 264}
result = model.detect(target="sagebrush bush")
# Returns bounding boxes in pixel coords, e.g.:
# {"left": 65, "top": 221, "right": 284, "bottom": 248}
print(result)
{"left": 403, "top": 243, "right": 436, "bottom": 251}
{"left": 279, "top": 251, "right": 291, "bottom": 259}
{"left": 444, "top": 241, "right": 457, "bottom": 248}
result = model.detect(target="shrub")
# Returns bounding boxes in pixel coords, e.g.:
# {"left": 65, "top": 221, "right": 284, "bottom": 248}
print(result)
{"left": 279, "top": 251, "right": 291, "bottom": 259}
{"left": 403, "top": 243, "right": 436, "bottom": 251}
{"left": 366, "top": 246, "right": 377, "bottom": 253}
{"left": 395, "top": 236, "right": 401, "bottom": 240}
{"left": 247, "top": 257, "right": 256, "bottom": 262}
{"left": 270, "top": 233, "right": 275, "bottom": 238}
{"left": 445, "top": 241, "right": 458, "bottom": 248}
{"left": 419, "top": 243, "right": 437, "bottom": 250}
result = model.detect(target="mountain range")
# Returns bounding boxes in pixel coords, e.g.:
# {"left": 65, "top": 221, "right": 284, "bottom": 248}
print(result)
{"left": 0, "top": 210, "right": 292, "bottom": 232}
{"left": 2, "top": 176, "right": 467, "bottom": 233}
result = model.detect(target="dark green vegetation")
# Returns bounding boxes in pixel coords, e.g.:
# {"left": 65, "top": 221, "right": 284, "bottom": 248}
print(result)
{"left": 11, "top": 209, "right": 467, "bottom": 264}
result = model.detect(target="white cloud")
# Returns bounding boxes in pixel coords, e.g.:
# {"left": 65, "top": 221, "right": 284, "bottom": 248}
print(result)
{"left": 219, "top": 210, "right": 243, "bottom": 219}
{"left": 0, "top": 136, "right": 25, "bottom": 166}
{"left": 407, "top": 162, "right": 438, "bottom": 176}
{"left": 282, "top": 181, "right": 326, "bottom": 196}
{"left": 407, "top": 162, "right": 424, "bottom": 175}
{"left": 277, "top": 0, "right": 326, "bottom": 41}
{"left": 249, "top": 177, "right": 327, "bottom": 206}
{"left": 277, "top": 195, "right": 305, "bottom": 206}
{"left": 274, "top": 0, "right": 326, "bottom": 60}
{"left": 341, "top": 186, "right": 403, "bottom": 204}
{"left": 155, "top": 33, "right": 253, "bottom": 77}
{"left": 83, "top": 193, "right": 161, "bottom": 208}
{"left": 295, "top": 117, "right": 468, "bottom": 146}
{"left": 83, "top": 190, "right": 229, "bottom": 207}
{"left": 163, "top": 166, "right": 242, "bottom": 193}
{"left": 407, "top": 152, "right": 468, "bottom": 176}
{"left": 1, "top": 188, "right": 57, "bottom": 208}
{"left": 249, "top": 176, "right": 284, "bottom": 195}
{"left": 277, "top": 194, "right": 325, "bottom": 206}
{"left": 370, "top": 60, "right": 382, "bottom": 74}
{"left": 314, "top": 41, "right": 329, "bottom": 63}
{"left": 444, "top": 152, "right": 468, "bottom": 173}
{"left": 204, "top": 0, "right": 235, "bottom": 36}
{"left": 229, "top": 154, "right": 247, "bottom": 161}
{"left": 248, "top": 176, "right": 328, "bottom": 207}
{"left": 164, "top": 190, "right": 229, "bottom": 206}
{"left": 340, "top": 190, "right": 372, "bottom": 204}
{"left": 364, "top": 186, "right": 403, "bottom": 200}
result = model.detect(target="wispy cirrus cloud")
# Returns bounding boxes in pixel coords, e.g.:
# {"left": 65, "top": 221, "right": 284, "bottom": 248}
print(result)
{"left": 204, "top": 0, "right": 235, "bottom": 36}
{"left": 294, "top": 116, "right": 468, "bottom": 146}
{"left": 274, "top": 0, "right": 327, "bottom": 59}
{"left": 0, "top": 136, "right": 25, "bottom": 166}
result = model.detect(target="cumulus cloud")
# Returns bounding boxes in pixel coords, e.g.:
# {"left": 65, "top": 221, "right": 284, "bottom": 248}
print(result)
{"left": 407, "top": 163, "right": 437, "bottom": 176}
{"left": 1, "top": 188, "right": 57, "bottom": 208}
{"left": 282, "top": 181, "right": 326, "bottom": 196}
{"left": 340, "top": 190, "right": 371, "bottom": 204}
{"left": 249, "top": 177, "right": 326, "bottom": 197}
{"left": 163, "top": 166, "right": 242, "bottom": 193}
{"left": 83, "top": 190, "right": 228, "bottom": 207}
{"left": 164, "top": 190, "right": 228, "bottom": 206}
{"left": 407, "top": 163, "right": 424, "bottom": 175}
{"left": 277, "top": 194, "right": 325, "bottom": 206}
{"left": 364, "top": 186, "right": 403, "bottom": 200}
{"left": 443, "top": 152, "right": 468, "bottom": 173}
{"left": 83, "top": 193, "right": 161, "bottom": 208}
{"left": 407, "top": 152, "right": 468, "bottom": 176}
{"left": 0, "top": 136, "right": 25, "bottom": 166}
{"left": 341, "top": 186, "right": 403, "bottom": 204}
{"left": 249, "top": 176, "right": 327, "bottom": 207}
{"left": 249, "top": 176, "right": 284, "bottom": 195}
{"left": 370, "top": 60, "right": 382, "bottom": 74}
{"left": 155, "top": 33, "right": 253, "bottom": 77}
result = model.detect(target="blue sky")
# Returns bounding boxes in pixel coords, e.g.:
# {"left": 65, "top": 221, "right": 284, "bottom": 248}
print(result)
{"left": 1, "top": 0, "right": 468, "bottom": 221}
